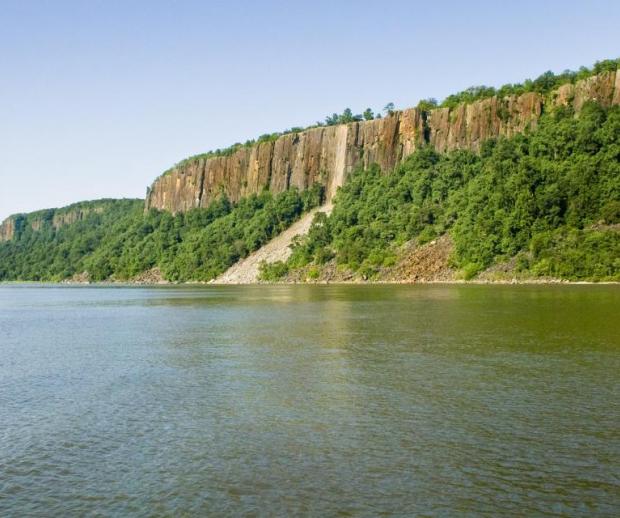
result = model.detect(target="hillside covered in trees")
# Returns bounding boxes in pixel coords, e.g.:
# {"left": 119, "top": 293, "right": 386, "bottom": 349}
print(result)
{"left": 0, "top": 187, "right": 323, "bottom": 281}
{"left": 1, "top": 59, "right": 619, "bottom": 283}
{"left": 260, "top": 102, "right": 620, "bottom": 282}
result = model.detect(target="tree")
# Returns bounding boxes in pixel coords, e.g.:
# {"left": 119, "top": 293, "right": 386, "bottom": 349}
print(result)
{"left": 417, "top": 98, "right": 438, "bottom": 112}
{"left": 341, "top": 108, "right": 355, "bottom": 123}
{"left": 383, "top": 102, "right": 395, "bottom": 116}
{"left": 324, "top": 113, "right": 339, "bottom": 126}
{"left": 363, "top": 108, "right": 374, "bottom": 121}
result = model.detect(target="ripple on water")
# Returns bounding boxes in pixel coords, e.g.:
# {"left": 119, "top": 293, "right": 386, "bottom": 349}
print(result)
{"left": 0, "top": 284, "right": 619, "bottom": 516}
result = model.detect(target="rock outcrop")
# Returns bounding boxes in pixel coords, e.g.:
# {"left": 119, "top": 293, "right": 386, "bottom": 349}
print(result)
{"left": 145, "top": 71, "right": 620, "bottom": 215}
{"left": 0, "top": 199, "right": 134, "bottom": 242}
{"left": 145, "top": 110, "right": 425, "bottom": 213}
{"left": 0, "top": 217, "right": 17, "bottom": 242}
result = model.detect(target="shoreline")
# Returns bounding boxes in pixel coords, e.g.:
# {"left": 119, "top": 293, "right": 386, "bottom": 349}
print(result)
{"left": 2, "top": 279, "right": 619, "bottom": 287}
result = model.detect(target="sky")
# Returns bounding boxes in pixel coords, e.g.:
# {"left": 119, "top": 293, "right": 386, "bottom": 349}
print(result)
{"left": 1, "top": 0, "right": 619, "bottom": 220}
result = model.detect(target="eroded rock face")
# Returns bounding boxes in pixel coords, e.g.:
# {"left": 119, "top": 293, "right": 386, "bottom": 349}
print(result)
{"left": 146, "top": 71, "right": 620, "bottom": 215}
{"left": 427, "top": 92, "right": 543, "bottom": 153}
{"left": 146, "top": 108, "right": 426, "bottom": 213}
{"left": 52, "top": 207, "right": 104, "bottom": 228}
{"left": 1, "top": 204, "right": 107, "bottom": 242}
{"left": 0, "top": 217, "right": 16, "bottom": 241}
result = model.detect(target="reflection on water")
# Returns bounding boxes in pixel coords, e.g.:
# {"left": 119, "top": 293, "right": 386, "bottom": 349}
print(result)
{"left": 0, "top": 284, "right": 619, "bottom": 516}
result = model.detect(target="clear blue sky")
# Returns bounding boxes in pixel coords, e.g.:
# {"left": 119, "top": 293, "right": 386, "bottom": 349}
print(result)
{"left": 1, "top": 0, "right": 618, "bottom": 220}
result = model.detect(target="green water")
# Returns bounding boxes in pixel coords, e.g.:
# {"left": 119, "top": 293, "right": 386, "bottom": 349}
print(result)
{"left": 0, "top": 284, "right": 618, "bottom": 516}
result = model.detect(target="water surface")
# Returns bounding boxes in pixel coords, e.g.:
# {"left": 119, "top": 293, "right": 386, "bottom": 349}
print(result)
{"left": 0, "top": 284, "right": 619, "bottom": 516}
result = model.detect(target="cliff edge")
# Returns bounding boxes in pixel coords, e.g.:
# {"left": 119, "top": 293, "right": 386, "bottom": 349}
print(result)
{"left": 145, "top": 70, "right": 620, "bottom": 215}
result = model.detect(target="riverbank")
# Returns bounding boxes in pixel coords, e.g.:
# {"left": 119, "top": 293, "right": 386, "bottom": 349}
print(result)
{"left": 3, "top": 278, "right": 618, "bottom": 286}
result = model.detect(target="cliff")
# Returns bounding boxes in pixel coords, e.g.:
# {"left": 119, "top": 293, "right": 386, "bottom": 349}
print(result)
{"left": 0, "top": 199, "right": 139, "bottom": 242}
{"left": 0, "top": 217, "right": 17, "bottom": 242}
{"left": 145, "top": 111, "right": 425, "bottom": 213}
{"left": 145, "top": 70, "right": 620, "bottom": 214}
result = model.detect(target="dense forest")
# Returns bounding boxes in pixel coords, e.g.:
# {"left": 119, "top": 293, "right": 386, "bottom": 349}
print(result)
{"left": 261, "top": 102, "right": 620, "bottom": 282}
{"left": 0, "top": 186, "right": 323, "bottom": 281}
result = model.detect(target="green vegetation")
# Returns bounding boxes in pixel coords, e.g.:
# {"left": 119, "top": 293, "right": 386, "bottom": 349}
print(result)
{"left": 161, "top": 106, "right": 388, "bottom": 176}
{"left": 263, "top": 103, "right": 620, "bottom": 282}
{"left": 3, "top": 60, "right": 619, "bottom": 284}
{"left": 0, "top": 186, "right": 324, "bottom": 282}
{"left": 5, "top": 199, "right": 133, "bottom": 233}
{"left": 258, "top": 260, "right": 290, "bottom": 282}
{"left": 324, "top": 107, "right": 368, "bottom": 125}
{"left": 161, "top": 58, "right": 618, "bottom": 179}
{"left": 440, "top": 58, "right": 619, "bottom": 109}
{"left": 0, "top": 199, "right": 143, "bottom": 281}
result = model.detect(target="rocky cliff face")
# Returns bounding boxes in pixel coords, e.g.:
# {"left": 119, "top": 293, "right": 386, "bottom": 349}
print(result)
{"left": 429, "top": 71, "right": 619, "bottom": 153}
{"left": 145, "top": 109, "right": 425, "bottom": 213}
{"left": 0, "top": 217, "right": 16, "bottom": 242}
{"left": 146, "top": 70, "right": 620, "bottom": 215}
{"left": 1, "top": 202, "right": 118, "bottom": 242}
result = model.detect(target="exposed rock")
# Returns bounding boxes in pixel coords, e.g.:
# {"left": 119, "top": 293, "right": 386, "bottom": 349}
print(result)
{"left": 0, "top": 216, "right": 16, "bottom": 241}
{"left": 214, "top": 204, "right": 333, "bottom": 284}
{"left": 146, "top": 71, "right": 620, "bottom": 215}
{"left": 428, "top": 92, "right": 543, "bottom": 153}
{"left": 0, "top": 201, "right": 118, "bottom": 242}
{"left": 277, "top": 234, "right": 455, "bottom": 284}
{"left": 63, "top": 271, "right": 91, "bottom": 284}
{"left": 51, "top": 207, "right": 104, "bottom": 228}
{"left": 379, "top": 234, "right": 455, "bottom": 282}
{"left": 477, "top": 256, "right": 521, "bottom": 282}
{"left": 145, "top": 108, "right": 425, "bottom": 213}
{"left": 130, "top": 267, "right": 168, "bottom": 284}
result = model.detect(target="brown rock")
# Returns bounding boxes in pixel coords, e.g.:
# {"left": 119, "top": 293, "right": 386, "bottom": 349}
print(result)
{"left": 0, "top": 203, "right": 110, "bottom": 242}
{"left": 145, "top": 109, "right": 426, "bottom": 213}
{"left": 0, "top": 216, "right": 16, "bottom": 242}
{"left": 144, "top": 71, "right": 619, "bottom": 215}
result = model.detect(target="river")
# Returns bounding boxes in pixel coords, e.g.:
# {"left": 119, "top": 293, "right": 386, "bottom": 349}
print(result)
{"left": 0, "top": 284, "right": 618, "bottom": 516}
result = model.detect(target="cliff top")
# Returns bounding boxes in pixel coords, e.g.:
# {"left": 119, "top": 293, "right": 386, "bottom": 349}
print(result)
{"left": 158, "top": 58, "right": 619, "bottom": 179}
{"left": 2, "top": 198, "right": 142, "bottom": 223}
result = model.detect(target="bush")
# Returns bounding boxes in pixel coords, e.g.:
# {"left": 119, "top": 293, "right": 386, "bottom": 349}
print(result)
{"left": 258, "top": 260, "right": 289, "bottom": 281}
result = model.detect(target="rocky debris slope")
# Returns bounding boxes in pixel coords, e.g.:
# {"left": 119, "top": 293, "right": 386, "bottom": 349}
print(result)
{"left": 380, "top": 234, "right": 455, "bottom": 282}
{"left": 129, "top": 267, "right": 168, "bottom": 284}
{"left": 146, "top": 71, "right": 620, "bottom": 215}
{"left": 214, "top": 204, "right": 333, "bottom": 284}
{"left": 284, "top": 234, "right": 455, "bottom": 283}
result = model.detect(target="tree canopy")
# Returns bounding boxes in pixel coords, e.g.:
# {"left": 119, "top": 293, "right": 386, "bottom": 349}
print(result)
{"left": 262, "top": 103, "right": 620, "bottom": 281}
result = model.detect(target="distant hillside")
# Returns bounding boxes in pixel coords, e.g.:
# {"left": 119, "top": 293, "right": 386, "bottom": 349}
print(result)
{"left": 0, "top": 199, "right": 142, "bottom": 242}
{"left": 0, "top": 188, "right": 323, "bottom": 282}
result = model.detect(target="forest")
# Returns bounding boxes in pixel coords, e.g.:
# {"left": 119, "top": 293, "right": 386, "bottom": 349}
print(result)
{"left": 0, "top": 186, "right": 324, "bottom": 281}
{"left": 261, "top": 102, "right": 620, "bottom": 282}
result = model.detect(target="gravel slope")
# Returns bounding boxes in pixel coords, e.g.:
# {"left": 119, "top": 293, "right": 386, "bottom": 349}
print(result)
{"left": 213, "top": 204, "right": 333, "bottom": 284}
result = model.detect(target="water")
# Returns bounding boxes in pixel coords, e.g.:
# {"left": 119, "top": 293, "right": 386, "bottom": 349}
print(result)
{"left": 0, "top": 284, "right": 618, "bottom": 516}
